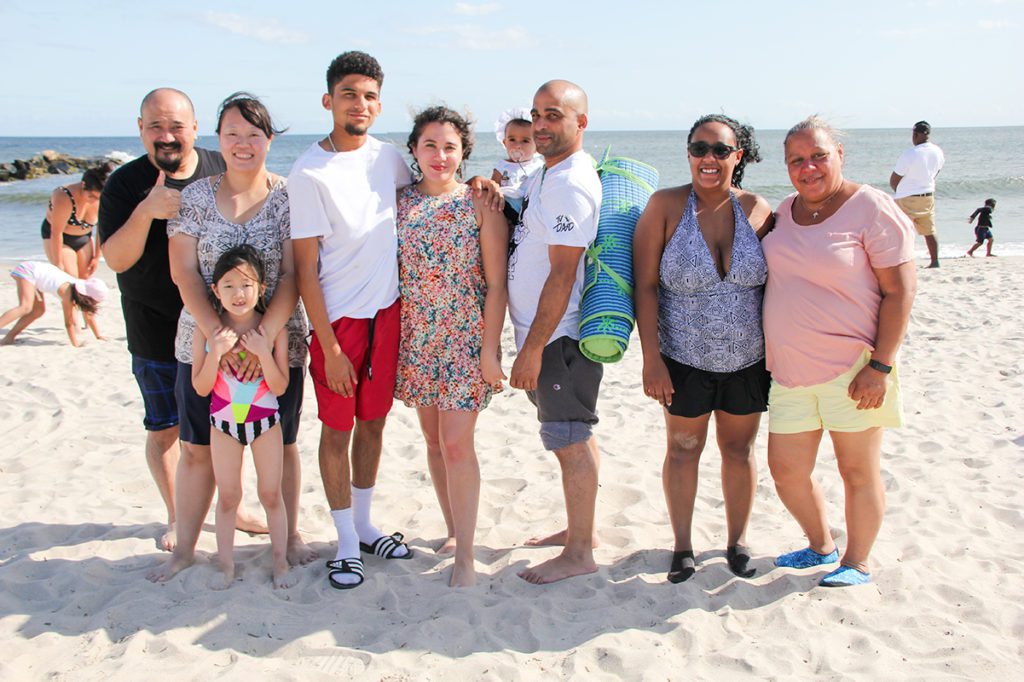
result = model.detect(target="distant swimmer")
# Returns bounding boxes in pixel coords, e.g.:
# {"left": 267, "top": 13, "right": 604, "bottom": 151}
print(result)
{"left": 0, "top": 261, "right": 107, "bottom": 346}
{"left": 967, "top": 198, "right": 997, "bottom": 258}
{"left": 890, "top": 121, "right": 945, "bottom": 268}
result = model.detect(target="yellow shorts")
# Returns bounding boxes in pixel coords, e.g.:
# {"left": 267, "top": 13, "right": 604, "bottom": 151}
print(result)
{"left": 895, "top": 195, "right": 936, "bottom": 236}
{"left": 768, "top": 350, "right": 903, "bottom": 434}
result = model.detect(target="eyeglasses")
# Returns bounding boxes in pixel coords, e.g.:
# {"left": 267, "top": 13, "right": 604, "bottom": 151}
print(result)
{"left": 687, "top": 141, "right": 740, "bottom": 160}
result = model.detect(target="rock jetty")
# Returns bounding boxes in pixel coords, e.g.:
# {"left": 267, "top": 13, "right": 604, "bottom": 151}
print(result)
{"left": 0, "top": 150, "right": 124, "bottom": 182}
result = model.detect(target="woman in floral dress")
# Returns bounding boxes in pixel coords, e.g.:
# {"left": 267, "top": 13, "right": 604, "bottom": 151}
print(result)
{"left": 395, "top": 106, "right": 508, "bottom": 587}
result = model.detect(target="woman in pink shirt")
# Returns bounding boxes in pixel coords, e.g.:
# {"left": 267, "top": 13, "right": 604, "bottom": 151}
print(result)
{"left": 761, "top": 116, "right": 917, "bottom": 587}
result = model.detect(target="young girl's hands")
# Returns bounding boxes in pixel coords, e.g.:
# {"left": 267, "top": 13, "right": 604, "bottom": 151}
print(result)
{"left": 209, "top": 327, "right": 238, "bottom": 359}
{"left": 241, "top": 326, "right": 273, "bottom": 361}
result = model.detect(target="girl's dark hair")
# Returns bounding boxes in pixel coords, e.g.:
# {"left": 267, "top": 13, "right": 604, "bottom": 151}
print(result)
{"left": 82, "top": 163, "right": 113, "bottom": 191}
{"left": 216, "top": 92, "right": 286, "bottom": 138}
{"left": 985, "top": 198, "right": 997, "bottom": 208}
{"left": 406, "top": 106, "right": 474, "bottom": 179}
{"left": 211, "top": 244, "right": 268, "bottom": 313}
{"left": 69, "top": 288, "right": 100, "bottom": 315}
{"left": 687, "top": 113, "right": 762, "bottom": 188}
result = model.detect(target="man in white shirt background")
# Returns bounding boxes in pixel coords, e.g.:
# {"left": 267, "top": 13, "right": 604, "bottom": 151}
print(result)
{"left": 890, "top": 120, "right": 945, "bottom": 268}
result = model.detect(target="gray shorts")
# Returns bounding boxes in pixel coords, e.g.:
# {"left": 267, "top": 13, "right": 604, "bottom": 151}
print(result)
{"left": 526, "top": 336, "right": 602, "bottom": 451}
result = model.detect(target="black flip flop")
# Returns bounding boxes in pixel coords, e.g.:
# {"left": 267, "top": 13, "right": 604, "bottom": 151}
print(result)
{"left": 360, "top": 532, "right": 413, "bottom": 560}
{"left": 326, "top": 557, "right": 365, "bottom": 590}
{"left": 668, "top": 550, "right": 696, "bottom": 583}
{"left": 726, "top": 546, "right": 756, "bottom": 578}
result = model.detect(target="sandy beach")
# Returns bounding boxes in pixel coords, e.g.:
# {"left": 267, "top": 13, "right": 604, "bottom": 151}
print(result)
{"left": 0, "top": 255, "right": 1021, "bottom": 680}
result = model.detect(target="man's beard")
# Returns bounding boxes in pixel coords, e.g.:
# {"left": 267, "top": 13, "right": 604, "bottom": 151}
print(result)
{"left": 344, "top": 122, "right": 369, "bottom": 136}
{"left": 154, "top": 143, "right": 183, "bottom": 173}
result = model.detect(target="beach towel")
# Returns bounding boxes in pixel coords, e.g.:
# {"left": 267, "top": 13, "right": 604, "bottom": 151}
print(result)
{"left": 578, "top": 149, "right": 659, "bottom": 363}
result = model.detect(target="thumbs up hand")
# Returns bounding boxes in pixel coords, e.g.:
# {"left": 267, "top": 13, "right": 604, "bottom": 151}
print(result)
{"left": 143, "top": 170, "right": 182, "bottom": 220}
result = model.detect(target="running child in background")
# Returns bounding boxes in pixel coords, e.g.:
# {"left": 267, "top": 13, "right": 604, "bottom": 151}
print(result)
{"left": 0, "top": 261, "right": 108, "bottom": 346}
{"left": 191, "top": 245, "right": 294, "bottom": 590}
{"left": 491, "top": 108, "right": 544, "bottom": 215}
{"left": 967, "top": 199, "right": 996, "bottom": 257}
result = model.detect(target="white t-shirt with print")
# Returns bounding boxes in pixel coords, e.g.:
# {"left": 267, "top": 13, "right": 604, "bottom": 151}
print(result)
{"left": 288, "top": 137, "right": 412, "bottom": 321}
{"left": 507, "top": 150, "right": 602, "bottom": 350}
{"left": 892, "top": 141, "right": 944, "bottom": 198}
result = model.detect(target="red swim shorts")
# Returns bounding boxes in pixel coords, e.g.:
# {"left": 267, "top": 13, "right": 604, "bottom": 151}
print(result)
{"left": 308, "top": 299, "right": 400, "bottom": 432}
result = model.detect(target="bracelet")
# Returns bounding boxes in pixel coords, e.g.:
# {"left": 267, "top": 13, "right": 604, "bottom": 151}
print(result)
{"left": 868, "top": 359, "right": 892, "bottom": 374}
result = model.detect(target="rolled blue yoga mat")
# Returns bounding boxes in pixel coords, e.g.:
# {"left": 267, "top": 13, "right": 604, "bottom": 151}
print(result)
{"left": 579, "top": 149, "right": 659, "bottom": 363}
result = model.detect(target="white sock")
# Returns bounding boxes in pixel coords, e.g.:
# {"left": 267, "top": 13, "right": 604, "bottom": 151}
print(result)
{"left": 331, "top": 507, "right": 360, "bottom": 563}
{"left": 352, "top": 485, "right": 408, "bottom": 558}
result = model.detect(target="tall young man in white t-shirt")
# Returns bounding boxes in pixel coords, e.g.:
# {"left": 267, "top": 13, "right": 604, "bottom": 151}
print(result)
{"left": 290, "top": 52, "right": 414, "bottom": 589}
{"left": 508, "top": 80, "right": 604, "bottom": 584}
{"left": 890, "top": 120, "right": 945, "bottom": 268}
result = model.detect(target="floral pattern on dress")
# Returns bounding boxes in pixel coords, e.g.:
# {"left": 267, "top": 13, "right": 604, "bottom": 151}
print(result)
{"left": 167, "top": 175, "right": 308, "bottom": 367}
{"left": 395, "top": 183, "right": 491, "bottom": 412}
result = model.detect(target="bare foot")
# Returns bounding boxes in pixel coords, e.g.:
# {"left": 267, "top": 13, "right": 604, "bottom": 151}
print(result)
{"left": 517, "top": 552, "right": 597, "bottom": 585}
{"left": 146, "top": 552, "right": 194, "bottom": 583}
{"left": 449, "top": 559, "right": 477, "bottom": 588}
{"left": 235, "top": 510, "right": 269, "bottom": 535}
{"left": 158, "top": 521, "right": 177, "bottom": 552}
{"left": 273, "top": 561, "right": 297, "bottom": 589}
{"left": 524, "top": 528, "right": 599, "bottom": 548}
{"left": 436, "top": 536, "right": 457, "bottom": 555}
{"left": 211, "top": 562, "right": 236, "bottom": 590}
{"left": 287, "top": 533, "right": 318, "bottom": 566}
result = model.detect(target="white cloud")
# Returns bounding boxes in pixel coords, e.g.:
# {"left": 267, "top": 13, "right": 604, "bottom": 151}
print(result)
{"left": 977, "top": 19, "right": 1015, "bottom": 29}
{"left": 203, "top": 11, "right": 310, "bottom": 45}
{"left": 453, "top": 2, "right": 502, "bottom": 16}
{"left": 401, "top": 24, "right": 535, "bottom": 50}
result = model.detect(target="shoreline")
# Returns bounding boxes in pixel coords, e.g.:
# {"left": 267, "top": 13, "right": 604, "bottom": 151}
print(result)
{"left": 0, "top": 258, "right": 1021, "bottom": 677}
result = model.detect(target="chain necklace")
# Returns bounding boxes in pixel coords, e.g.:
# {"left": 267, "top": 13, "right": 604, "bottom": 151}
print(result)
{"left": 798, "top": 184, "right": 842, "bottom": 221}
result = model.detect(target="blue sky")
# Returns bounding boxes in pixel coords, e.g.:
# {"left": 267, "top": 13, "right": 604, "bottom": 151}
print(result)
{"left": 2, "top": 0, "right": 1021, "bottom": 136}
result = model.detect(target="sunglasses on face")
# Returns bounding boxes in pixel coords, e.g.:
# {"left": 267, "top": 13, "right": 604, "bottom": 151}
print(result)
{"left": 687, "top": 141, "right": 740, "bottom": 160}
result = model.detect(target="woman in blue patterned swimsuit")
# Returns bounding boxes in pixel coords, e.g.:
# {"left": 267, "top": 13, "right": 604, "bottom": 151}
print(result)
{"left": 634, "top": 114, "right": 774, "bottom": 583}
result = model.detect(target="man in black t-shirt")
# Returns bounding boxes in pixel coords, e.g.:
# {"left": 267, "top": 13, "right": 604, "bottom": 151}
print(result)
{"left": 99, "top": 88, "right": 226, "bottom": 554}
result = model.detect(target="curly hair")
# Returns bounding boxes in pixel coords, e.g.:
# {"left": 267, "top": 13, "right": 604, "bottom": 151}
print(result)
{"left": 326, "top": 51, "right": 384, "bottom": 94}
{"left": 211, "top": 244, "right": 268, "bottom": 314}
{"left": 687, "top": 114, "right": 762, "bottom": 189}
{"left": 216, "top": 91, "right": 286, "bottom": 138}
{"left": 406, "top": 106, "right": 474, "bottom": 179}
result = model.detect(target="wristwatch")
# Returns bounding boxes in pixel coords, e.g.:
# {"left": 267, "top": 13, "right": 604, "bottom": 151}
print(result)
{"left": 868, "top": 359, "right": 893, "bottom": 374}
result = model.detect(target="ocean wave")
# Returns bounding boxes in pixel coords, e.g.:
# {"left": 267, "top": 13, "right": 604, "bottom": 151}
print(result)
{"left": 936, "top": 176, "right": 1024, "bottom": 198}
{"left": 0, "top": 189, "right": 54, "bottom": 204}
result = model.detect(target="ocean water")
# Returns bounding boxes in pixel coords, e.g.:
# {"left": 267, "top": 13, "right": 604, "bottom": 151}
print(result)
{"left": 2, "top": 127, "right": 1021, "bottom": 261}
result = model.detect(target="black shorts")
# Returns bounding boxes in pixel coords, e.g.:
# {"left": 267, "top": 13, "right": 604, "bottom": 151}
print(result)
{"left": 662, "top": 355, "right": 770, "bottom": 418}
{"left": 975, "top": 226, "right": 993, "bottom": 243}
{"left": 175, "top": 363, "right": 305, "bottom": 446}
